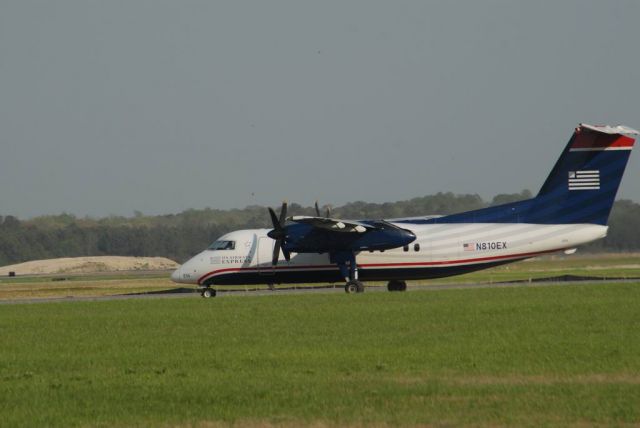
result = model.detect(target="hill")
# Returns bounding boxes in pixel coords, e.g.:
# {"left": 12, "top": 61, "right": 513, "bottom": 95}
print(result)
{"left": 0, "top": 256, "right": 178, "bottom": 276}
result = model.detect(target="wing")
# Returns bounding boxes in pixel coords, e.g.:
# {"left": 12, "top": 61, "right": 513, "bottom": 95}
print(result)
{"left": 288, "top": 216, "right": 374, "bottom": 233}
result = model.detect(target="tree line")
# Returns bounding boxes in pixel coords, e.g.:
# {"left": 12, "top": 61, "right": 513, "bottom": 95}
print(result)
{"left": 1, "top": 190, "right": 638, "bottom": 266}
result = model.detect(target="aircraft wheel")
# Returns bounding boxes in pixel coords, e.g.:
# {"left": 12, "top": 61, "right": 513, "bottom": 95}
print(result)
{"left": 345, "top": 280, "right": 364, "bottom": 294}
{"left": 387, "top": 280, "right": 407, "bottom": 292}
{"left": 345, "top": 282, "right": 358, "bottom": 294}
{"left": 201, "top": 288, "right": 216, "bottom": 298}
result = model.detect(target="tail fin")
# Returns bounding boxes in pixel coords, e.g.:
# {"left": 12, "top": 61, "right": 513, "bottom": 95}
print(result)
{"left": 524, "top": 124, "right": 637, "bottom": 225}
{"left": 427, "top": 123, "right": 636, "bottom": 225}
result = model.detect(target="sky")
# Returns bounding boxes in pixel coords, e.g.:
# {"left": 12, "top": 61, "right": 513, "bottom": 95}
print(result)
{"left": 1, "top": 1, "right": 639, "bottom": 218}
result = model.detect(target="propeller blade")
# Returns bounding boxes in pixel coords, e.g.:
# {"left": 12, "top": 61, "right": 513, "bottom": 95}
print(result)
{"left": 278, "top": 201, "right": 288, "bottom": 226}
{"left": 326, "top": 205, "right": 331, "bottom": 218}
{"left": 268, "top": 207, "right": 280, "bottom": 230}
{"left": 315, "top": 201, "right": 321, "bottom": 217}
{"left": 272, "top": 239, "right": 282, "bottom": 266}
{"left": 283, "top": 248, "right": 291, "bottom": 262}
{"left": 268, "top": 202, "right": 289, "bottom": 266}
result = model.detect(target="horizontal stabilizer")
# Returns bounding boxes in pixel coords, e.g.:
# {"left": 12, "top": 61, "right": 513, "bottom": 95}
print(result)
{"left": 579, "top": 124, "right": 638, "bottom": 136}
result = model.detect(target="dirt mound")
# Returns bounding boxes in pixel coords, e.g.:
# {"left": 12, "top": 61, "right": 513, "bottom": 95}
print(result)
{"left": 0, "top": 256, "right": 179, "bottom": 276}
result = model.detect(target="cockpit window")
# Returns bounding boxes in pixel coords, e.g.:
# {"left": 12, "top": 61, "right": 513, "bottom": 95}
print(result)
{"left": 208, "top": 240, "right": 235, "bottom": 250}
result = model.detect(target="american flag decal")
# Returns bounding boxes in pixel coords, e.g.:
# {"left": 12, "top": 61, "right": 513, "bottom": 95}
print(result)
{"left": 568, "top": 170, "right": 600, "bottom": 190}
{"left": 463, "top": 243, "right": 475, "bottom": 251}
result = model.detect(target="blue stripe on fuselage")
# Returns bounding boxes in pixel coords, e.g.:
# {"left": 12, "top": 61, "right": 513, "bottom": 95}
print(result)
{"left": 202, "top": 259, "right": 521, "bottom": 286}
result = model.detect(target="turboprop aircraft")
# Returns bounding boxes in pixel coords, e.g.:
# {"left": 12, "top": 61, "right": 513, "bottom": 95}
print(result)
{"left": 171, "top": 123, "right": 637, "bottom": 297}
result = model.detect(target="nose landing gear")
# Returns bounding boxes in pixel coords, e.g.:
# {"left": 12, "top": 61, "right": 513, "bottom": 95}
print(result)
{"left": 200, "top": 287, "right": 217, "bottom": 298}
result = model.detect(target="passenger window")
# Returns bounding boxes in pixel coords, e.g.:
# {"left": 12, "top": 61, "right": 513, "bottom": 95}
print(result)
{"left": 414, "top": 243, "right": 420, "bottom": 252}
{"left": 403, "top": 245, "right": 409, "bottom": 252}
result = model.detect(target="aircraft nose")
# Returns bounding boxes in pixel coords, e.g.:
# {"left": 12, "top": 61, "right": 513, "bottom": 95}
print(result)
{"left": 170, "top": 267, "right": 182, "bottom": 283}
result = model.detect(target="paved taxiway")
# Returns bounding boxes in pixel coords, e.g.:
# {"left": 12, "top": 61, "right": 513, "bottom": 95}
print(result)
{"left": 1, "top": 279, "right": 636, "bottom": 305}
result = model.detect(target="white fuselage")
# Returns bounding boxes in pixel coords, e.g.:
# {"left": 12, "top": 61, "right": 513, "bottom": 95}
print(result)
{"left": 171, "top": 222, "right": 607, "bottom": 286}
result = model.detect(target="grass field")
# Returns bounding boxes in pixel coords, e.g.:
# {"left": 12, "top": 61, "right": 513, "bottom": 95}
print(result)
{"left": 1, "top": 281, "right": 639, "bottom": 427}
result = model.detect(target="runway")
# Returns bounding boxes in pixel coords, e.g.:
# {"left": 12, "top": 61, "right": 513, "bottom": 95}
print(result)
{"left": 1, "top": 278, "right": 637, "bottom": 305}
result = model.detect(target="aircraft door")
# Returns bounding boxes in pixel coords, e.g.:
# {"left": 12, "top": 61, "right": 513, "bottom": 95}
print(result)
{"left": 257, "top": 236, "right": 275, "bottom": 275}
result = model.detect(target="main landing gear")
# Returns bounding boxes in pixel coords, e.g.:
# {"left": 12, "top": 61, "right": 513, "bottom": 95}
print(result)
{"left": 345, "top": 280, "right": 365, "bottom": 294}
{"left": 332, "top": 251, "right": 366, "bottom": 294}
{"left": 200, "top": 287, "right": 217, "bottom": 298}
{"left": 332, "top": 252, "right": 408, "bottom": 294}
{"left": 387, "top": 280, "right": 407, "bottom": 292}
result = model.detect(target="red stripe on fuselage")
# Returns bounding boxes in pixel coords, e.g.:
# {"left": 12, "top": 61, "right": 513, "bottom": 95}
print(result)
{"left": 196, "top": 247, "right": 566, "bottom": 284}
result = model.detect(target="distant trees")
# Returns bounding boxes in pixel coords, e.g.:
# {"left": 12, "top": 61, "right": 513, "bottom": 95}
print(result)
{"left": 583, "top": 199, "right": 640, "bottom": 252}
{"left": 0, "top": 192, "right": 638, "bottom": 266}
{"left": 490, "top": 189, "right": 533, "bottom": 206}
{"left": 335, "top": 192, "right": 486, "bottom": 219}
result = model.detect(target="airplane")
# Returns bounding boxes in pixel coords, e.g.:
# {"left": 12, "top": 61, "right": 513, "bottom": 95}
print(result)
{"left": 171, "top": 123, "right": 637, "bottom": 298}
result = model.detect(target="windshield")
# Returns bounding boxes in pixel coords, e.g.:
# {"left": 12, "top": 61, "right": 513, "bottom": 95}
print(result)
{"left": 208, "top": 240, "right": 235, "bottom": 250}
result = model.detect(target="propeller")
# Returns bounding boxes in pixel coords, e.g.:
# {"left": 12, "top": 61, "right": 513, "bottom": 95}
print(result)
{"left": 267, "top": 201, "right": 290, "bottom": 265}
{"left": 315, "top": 200, "right": 332, "bottom": 218}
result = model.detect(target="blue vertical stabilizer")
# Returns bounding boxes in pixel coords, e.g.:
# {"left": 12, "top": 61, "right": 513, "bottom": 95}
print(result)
{"left": 412, "top": 124, "right": 637, "bottom": 225}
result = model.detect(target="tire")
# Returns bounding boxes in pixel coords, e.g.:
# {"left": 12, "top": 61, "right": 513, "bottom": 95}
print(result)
{"left": 345, "top": 281, "right": 359, "bottom": 294}
{"left": 201, "top": 288, "right": 216, "bottom": 298}
{"left": 387, "top": 280, "right": 407, "bottom": 292}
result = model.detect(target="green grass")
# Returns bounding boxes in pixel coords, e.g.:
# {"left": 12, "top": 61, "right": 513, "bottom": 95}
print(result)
{"left": 1, "top": 283, "right": 639, "bottom": 427}
{"left": 0, "top": 271, "right": 171, "bottom": 284}
{"left": 0, "top": 277, "right": 177, "bottom": 300}
{"left": 410, "top": 253, "right": 640, "bottom": 285}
